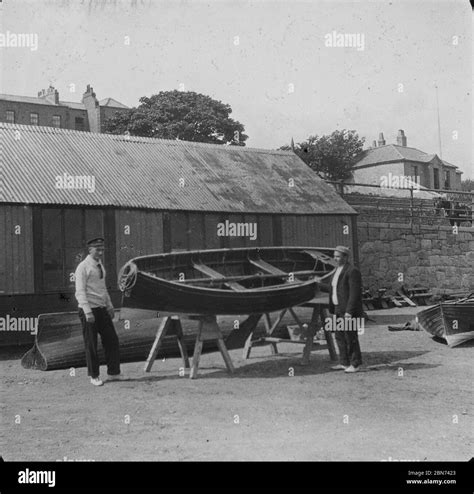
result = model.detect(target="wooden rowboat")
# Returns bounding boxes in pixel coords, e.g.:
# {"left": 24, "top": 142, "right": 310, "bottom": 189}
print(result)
{"left": 416, "top": 295, "right": 474, "bottom": 347}
{"left": 118, "top": 247, "right": 337, "bottom": 315}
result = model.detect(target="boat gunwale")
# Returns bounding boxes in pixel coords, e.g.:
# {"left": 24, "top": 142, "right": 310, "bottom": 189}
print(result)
{"left": 124, "top": 246, "right": 339, "bottom": 265}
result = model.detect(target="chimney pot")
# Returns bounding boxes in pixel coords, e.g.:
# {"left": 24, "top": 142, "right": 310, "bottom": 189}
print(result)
{"left": 372, "top": 140, "right": 377, "bottom": 148}
{"left": 377, "top": 132, "right": 386, "bottom": 146}
{"left": 397, "top": 129, "right": 407, "bottom": 147}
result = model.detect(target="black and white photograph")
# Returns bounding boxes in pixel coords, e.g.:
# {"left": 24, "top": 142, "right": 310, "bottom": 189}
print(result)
{"left": 0, "top": 0, "right": 472, "bottom": 488}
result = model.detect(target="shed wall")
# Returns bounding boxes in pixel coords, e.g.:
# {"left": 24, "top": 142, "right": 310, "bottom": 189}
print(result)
{"left": 0, "top": 205, "right": 34, "bottom": 294}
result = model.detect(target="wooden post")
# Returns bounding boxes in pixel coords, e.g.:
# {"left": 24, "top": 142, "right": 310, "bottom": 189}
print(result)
{"left": 144, "top": 316, "right": 190, "bottom": 372}
{"left": 321, "top": 307, "right": 338, "bottom": 361}
{"left": 263, "top": 313, "right": 278, "bottom": 355}
{"left": 301, "top": 306, "right": 319, "bottom": 365}
{"left": 190, "top": 315, "right": 234, "bottom": 379}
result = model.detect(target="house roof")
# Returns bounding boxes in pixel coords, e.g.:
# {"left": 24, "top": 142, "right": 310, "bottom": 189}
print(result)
{"left": 354, "top": 144, "right": 459, "bottom": 170}
{"left": 0, "top": 93, "right": 128, "bottom": 111}
{"left": 0, "top": 123, "right": 355, "bottom": 215}
{"left": 99, "top": 98, "right": 129, "bottom": 109}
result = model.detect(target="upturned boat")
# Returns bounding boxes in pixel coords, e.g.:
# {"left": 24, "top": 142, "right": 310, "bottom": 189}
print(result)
{"left": 416, "top": 295, "right": 474, "bottom": 347}
{"left": 118, "top": 246, "right": 337, "bottom": 315}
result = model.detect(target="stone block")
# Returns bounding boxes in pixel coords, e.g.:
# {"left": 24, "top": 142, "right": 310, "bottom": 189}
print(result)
{"left": 420, "top": 239, "right": 432, "bottom": 249}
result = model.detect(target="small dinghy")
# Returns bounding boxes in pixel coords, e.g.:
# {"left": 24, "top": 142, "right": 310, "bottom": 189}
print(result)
{"left": 416, "top": 294, "right": 474, "bottom": 347}
{"left": 118, "top": 246, "right": 337, "bottom": 315}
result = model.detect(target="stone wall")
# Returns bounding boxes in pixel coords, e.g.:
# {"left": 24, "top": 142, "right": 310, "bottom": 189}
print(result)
{"left": 357, "top": 222, "right": 474, "bottom": 294}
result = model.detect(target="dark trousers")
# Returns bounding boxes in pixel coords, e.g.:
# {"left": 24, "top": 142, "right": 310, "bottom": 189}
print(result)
{"left": 79, "top": 307, "right": 120, "bottom": 378}
{"left": 334, "top": 306, "right": 362, "bottom": 367}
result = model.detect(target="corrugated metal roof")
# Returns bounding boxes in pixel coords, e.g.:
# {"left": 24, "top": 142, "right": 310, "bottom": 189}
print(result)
{"left": 354, "top": 144, "right": 460, "bottom": 169}
{"left": 0, "top": 123, "right": 356, "bottom": 215}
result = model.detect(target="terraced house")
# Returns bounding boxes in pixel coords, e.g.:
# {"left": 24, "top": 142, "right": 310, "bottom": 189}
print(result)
{"left": 0, "top": 84, "right": 129, "bottom": 133}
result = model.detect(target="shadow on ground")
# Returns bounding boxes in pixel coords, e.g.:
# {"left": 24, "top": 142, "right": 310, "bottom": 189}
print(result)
{"left": 177, "top": 349, "right": 437, "bottom": 379}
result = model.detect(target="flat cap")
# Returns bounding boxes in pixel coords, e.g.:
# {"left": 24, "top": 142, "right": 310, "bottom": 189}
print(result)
{"left": 87, "top": 237, "right": 105, "bottom": 247}
{"left": 334, "top": 245, "right": 350, "bottom": 255}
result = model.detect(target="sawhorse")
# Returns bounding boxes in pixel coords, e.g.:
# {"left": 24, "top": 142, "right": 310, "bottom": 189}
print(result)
{"left": 189, "top": 315, "right": 235, "bottom": 379}
{"left": 145, "top": 315, "right": 235, "bottom": 379}
{"left": 144, "top": 315, "right": 190, "bottom": 372}
{"left": 240, "top": 298, "right": 338, "bottom": 364}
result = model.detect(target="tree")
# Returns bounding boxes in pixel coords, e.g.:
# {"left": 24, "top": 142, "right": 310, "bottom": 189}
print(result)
{"left": 280, "top": 130, "right": 365, "bottom": 181}
{"left": 460, "top": 178, "right": 474, "bottom": 192}
{"left": 103, "top": 90, "right": 248, "bottom": 145}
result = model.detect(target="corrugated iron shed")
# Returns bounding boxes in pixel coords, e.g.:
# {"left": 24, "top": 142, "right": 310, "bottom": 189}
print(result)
{"left": 1, "top": 123, "right": 356, "bottom": 215}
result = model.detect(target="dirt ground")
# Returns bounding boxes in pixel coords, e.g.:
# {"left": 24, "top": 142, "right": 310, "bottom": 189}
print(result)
{"left": 1, "top": 322, "right": 473, "bottom": 461}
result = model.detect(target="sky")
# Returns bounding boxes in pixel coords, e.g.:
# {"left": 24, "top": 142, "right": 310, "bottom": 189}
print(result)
{"left": 0, "top": 0, "right": 472, "bottom": 178}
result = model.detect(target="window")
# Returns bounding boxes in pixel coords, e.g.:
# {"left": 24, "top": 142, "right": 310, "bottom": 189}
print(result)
{"left": 5, "top": 110, "right": 15, "bottom": 123}
{"left": 75, "top": 117, "right": 85, "bottom": 131}
{"left": 433, "top": 168, "right": 440, "bottom": 189}
{"left": 30, "top": 113, "right": 39, "bottom": 125}
{"left": 413, "top": 166, "right": 418, "bottom": 185}
{"left": 52, "top": 115, "right": 61, "bottom": 128}
{"left": 41, "top": 208, "right": 104, "bottom": 291}
{"left": 444, "top": 170, "right": 450, "bottom": 190}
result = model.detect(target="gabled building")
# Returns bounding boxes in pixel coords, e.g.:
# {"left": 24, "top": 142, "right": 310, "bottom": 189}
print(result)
{"left": 351, "top": 130, "right": 462, "bottom": 190}
{"left": 0, "top": 84, "right": 129, "bottom": 133}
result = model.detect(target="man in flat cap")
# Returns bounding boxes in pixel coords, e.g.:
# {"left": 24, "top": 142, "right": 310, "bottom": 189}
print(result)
{"left": 325, "top": 245, "right": 363, "bottom": 373}
{"left": 75, "top": 237, "right": 121, "bottom": 386}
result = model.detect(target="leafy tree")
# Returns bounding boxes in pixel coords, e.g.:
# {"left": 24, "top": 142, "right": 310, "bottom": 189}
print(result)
{"left": 103, "top": 90, "right": 248, "bottom": 145}
{"left": 460, "top": 178, "right": 474, "bottom": 192}
{"left": 280, "top": 130, "right": 365, "bottom": 181}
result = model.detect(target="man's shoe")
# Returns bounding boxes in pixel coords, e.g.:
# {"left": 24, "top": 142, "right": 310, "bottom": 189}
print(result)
{"left": 344, "top": 365, "right": 360, "bottom": 373}
{"left": 90, "top": 377, "right": 103, "bottom": 386}
{"left": 331, "top": 364, "right": 348, "bottom": 371}
{"left": 107, "top": 373, "right": 124, "bottom": 381}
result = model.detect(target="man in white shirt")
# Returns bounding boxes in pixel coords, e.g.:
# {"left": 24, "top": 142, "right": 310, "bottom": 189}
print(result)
{"left": 75, "top": 237, "right": 121, "bottom": 386}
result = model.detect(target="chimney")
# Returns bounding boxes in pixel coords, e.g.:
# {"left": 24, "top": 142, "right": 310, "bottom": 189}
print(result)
{"left": 372, "top": 140, "right": 377, "bottom": 148}
{"left": 82, "top": 84, "right": 100, "bottom": 133}
{"left": 378, "top": 132, "right": 386, "bottom": 146}
{"left": 397, "top": 129, "right": 407, "bottom": 146}
{"left": 38, "top": 85, "right": 59, "bottom": 105}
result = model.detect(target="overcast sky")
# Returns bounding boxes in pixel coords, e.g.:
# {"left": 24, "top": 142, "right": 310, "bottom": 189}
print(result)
{"left": 0, "top": 0, "right": 472, "bottom": 178}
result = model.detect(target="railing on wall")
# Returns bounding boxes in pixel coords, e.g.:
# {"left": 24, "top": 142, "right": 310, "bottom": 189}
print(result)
{"left": 326, "top": 181, "right": 474, "bottom": 228}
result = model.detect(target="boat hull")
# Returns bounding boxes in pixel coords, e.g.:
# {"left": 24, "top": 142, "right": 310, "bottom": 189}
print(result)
{"left": 124, "top": 272, "right": 319, "bottom": 315}
{"left": 416, "top": 298, "right": 474, "bottom": 347}
{"left": 119, "top": 246, "right": 336, "bottom": 315}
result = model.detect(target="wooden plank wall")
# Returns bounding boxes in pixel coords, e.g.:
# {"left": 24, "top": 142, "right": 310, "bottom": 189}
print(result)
{"left": 169, "top": 212, "right": 275, "bottom": 251}
{"left": 0, "top": 205, "right": 34, "bottom": 294}
{"left": 115, "top": 210, "right": 164, "bottom": 271}
{"left": 280, "top": 215, "right": 354, "bottom": 250}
